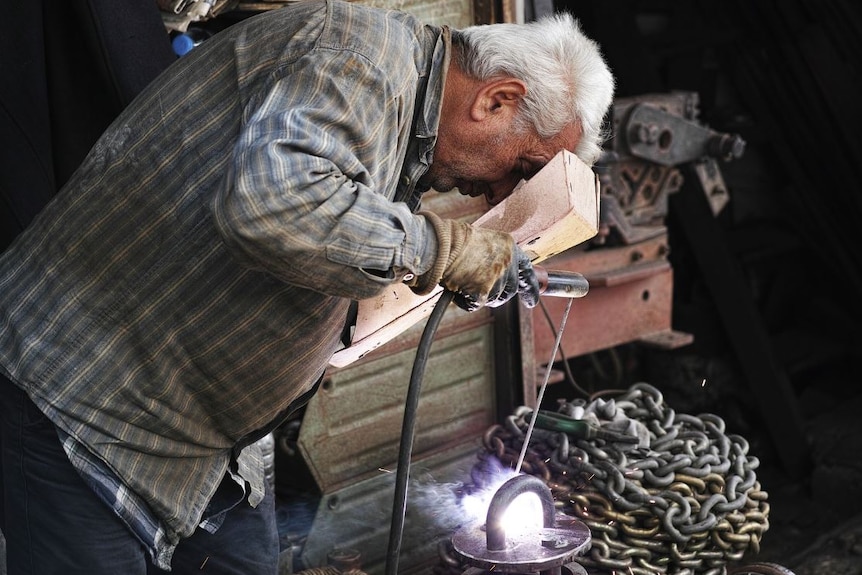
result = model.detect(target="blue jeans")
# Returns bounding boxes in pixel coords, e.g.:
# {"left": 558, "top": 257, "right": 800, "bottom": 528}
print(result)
{"left": 0, "top": 374, "right": 279, "bottom": 575}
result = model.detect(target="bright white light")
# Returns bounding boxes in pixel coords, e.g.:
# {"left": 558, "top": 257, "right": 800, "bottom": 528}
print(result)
{"left": 500, "top": 492, "right": 544, "bottom": 537}
{"left": 460, "top": 471, "right": 515, "bottom": 523}
{"left": 460, "top": 469, "right": 545, "bottom": 538}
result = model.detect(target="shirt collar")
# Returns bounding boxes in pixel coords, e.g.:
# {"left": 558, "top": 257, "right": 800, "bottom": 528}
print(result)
{"left": 416, "top": 25, "right": 451, "bottom": 162}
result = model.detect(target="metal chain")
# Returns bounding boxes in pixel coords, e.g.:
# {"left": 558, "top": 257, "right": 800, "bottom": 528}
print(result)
{"left": 470, "top": 382, "right": 770, "bottom": 575}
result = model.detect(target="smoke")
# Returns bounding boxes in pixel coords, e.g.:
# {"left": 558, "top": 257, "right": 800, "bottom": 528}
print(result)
{"left": 405, "top": 455, "right": 531, "bottom": 538}
{"left": 298, "top": 455, "right": 548, "bottom": 567}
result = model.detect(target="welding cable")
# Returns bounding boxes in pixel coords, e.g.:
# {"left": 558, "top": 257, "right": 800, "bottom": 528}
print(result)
{"left": 384, "top": 289, "right": 455, "bottom": 575}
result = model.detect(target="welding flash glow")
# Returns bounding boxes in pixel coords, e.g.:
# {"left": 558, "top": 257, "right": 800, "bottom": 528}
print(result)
{"left": 460, "top": 471, "right": 516, "bottom": 523}
{"left": 499, "top": 492, "right": 544, "bottom": 536}
{"left": 461, "top": 472, "right": 515, "bottom": 523}
{"left": 459, "top": 470, "right": 544, "bottom": 537}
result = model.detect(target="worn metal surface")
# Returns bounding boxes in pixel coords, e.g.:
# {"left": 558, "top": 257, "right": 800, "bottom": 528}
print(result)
{"left": 621, "top": 101, "right": 745, "bottom": 167}
{"left": 529, "top": 235, "right": 692, "bottom": 379}
{"left": 602, "top": 91, "right": 742, "bottom": 224}
{"left": 301, "top": 439, "right": 481, "bottom": 574}
{"left": 597, "top": 93, "right": 691, "bottom": 246}
{"left": 299, "top": 313, "right": 497, "bottom": 492}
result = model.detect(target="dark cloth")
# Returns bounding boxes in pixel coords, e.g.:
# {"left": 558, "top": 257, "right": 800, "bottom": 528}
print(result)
{"left": 0, "top": 373, "right": 279, "bottom": 575}
{"left": 0, "top": 0, "right": 175, "bottom": 250}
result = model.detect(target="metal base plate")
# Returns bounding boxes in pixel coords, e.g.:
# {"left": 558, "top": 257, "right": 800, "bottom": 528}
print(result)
{"left": 452, "top": 517, "right": 591, "bottom": 573}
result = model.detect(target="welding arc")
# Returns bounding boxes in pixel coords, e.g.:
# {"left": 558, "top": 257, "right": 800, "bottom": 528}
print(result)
{"left": 515, "top": 298, "right": 574, "bottom": 474}
{"left": 385, "top": 289, "right": 455, "bottom": 575}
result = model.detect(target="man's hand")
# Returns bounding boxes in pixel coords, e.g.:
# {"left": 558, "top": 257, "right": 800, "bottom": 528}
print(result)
{"left": 485, "top": 243, "right": 541, "bottom": 307}
{"left": 411, "top": 212, "right": 540, "bottom": 312}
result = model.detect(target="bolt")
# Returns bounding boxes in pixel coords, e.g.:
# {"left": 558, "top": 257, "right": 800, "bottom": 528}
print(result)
{"left": 631, "top": 123, "right": 660, "bottom": 145}
{"left": 708, "top": 134, "right": 746, "bottom": 160}
{"left": 542, "top": 535, "right": 571, "bottom": 549}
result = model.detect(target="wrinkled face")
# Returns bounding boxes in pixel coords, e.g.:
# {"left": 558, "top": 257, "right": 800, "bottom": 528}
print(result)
{"left": 423, "top": 119, "right": 582, "bottom": 205}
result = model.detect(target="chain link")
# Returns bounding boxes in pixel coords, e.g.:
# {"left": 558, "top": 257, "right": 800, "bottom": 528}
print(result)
{"left": 469, "top": 383, "right": 770, "bottom": 575}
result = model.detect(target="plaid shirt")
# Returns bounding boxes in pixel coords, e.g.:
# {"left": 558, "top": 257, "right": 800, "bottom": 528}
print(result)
{"left": 0, "top": 0, "right": 449, "bottom": 567}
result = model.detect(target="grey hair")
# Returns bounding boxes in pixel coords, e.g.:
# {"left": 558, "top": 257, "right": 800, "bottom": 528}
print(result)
{"left": 453, "top": 13, "right": 615, "bottom": 165}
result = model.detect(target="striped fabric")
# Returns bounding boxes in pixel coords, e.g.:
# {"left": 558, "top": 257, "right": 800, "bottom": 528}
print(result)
{"left": 0, "top": 0, "right": 449, "bottom": 566}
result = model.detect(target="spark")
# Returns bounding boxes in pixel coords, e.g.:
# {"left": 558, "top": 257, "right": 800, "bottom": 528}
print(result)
{"left": 199, "top": 556, "right": 209, "bottom": 569}
{"left": 701, "top": 378, "right": 707, "bottom": 388}
{"left": 378, "top": 467, "right": 393, "bottom": 473}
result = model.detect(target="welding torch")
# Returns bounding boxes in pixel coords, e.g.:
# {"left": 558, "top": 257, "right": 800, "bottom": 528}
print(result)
{"left": 534, "top": 266, "right": 589, "bottom": 299}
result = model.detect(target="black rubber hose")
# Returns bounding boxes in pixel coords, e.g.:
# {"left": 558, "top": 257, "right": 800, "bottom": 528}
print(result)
{"left": 384, "top": 290, "right": 455, "bottom": 575}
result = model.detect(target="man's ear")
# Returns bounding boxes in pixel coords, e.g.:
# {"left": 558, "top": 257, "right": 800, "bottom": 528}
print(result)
{"left": 470, "top": 78, "right": 527, "bottom": 122}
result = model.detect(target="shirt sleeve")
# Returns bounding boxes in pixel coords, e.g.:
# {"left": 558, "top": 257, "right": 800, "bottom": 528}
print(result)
{"left": 212, "top": 47, "right": 437, "bottom": 300}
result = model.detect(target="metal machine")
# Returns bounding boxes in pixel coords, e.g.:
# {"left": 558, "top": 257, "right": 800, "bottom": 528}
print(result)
{"left": 526, "top": 91, "right": 744, "bottom": 386}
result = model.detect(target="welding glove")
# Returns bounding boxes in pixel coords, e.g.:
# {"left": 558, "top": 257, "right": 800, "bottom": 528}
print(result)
{"left": 411, "top": 212, "right": 540, "bottom": 312}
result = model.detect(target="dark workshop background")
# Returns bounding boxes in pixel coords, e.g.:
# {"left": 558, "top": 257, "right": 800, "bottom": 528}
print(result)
{"left": 555, "top": 0, "right": 862, "bottom": 559}
{"left": 1, "top": 0, "right": 860, "bottom": 569}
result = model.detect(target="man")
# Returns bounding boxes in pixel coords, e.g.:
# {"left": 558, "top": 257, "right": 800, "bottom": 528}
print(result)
{"left": 0, "top": 0, "right": 614, "bottom": 572}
